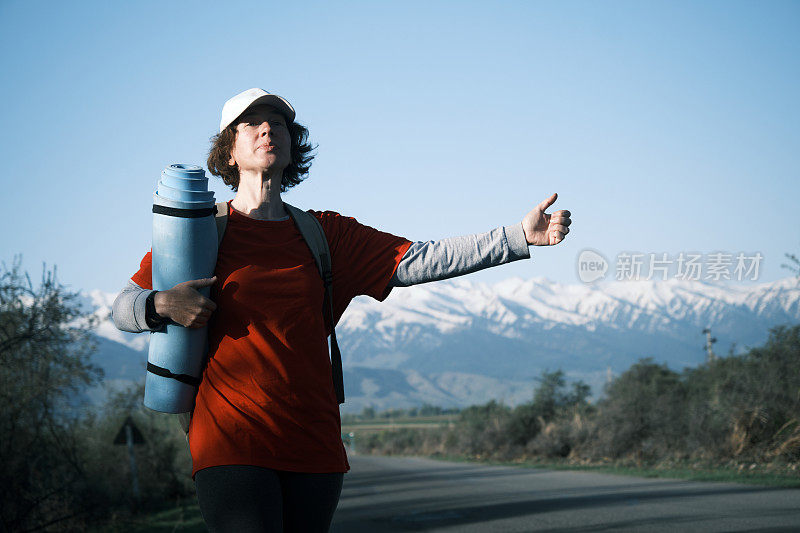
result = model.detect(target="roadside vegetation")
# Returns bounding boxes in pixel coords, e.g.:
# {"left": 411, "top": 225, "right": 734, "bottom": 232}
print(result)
{"left": 353, "top": 325, "right": 800, "bottom": 487}
{"left": 0, "top": 259, "right": 195, "bottom": 531}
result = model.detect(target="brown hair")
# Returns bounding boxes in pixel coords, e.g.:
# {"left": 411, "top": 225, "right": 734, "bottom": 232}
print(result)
{"left": 206, "top": 120, "right": 316, "bottom": 192}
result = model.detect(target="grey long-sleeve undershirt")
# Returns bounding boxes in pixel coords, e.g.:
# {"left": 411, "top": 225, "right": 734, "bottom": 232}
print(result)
{"left": 111, "top": 223, "right": 531, "bottom": 333}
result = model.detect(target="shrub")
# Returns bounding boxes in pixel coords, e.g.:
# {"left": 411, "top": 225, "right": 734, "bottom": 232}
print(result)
{"left": 0, "top": 259, "right": 103, "bottom": 531}
{"left": 594, "top": 358, "right": 686, "bottom": 461}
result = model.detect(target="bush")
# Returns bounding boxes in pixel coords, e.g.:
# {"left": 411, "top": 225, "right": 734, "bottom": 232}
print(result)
{"left": 710, "top": 325, "right": 800, "bottom": 460}
{"left": 594, "top": 358, "right": 686, "bottom": 461}
{"left": 506, "top": 370, "right": 593, "bottom": 449}
{"left": 526, "top": 413, "right": 594, "bottom": 459}
{"left": 455, "top": 401, "right": 512, "bottom": 457}
{"left": 506, "top": 402, "right": 542, "bottom": 447}
{"left": 0, "top": 259, "right": 103, "bottom": 531}
{"left": 0, "top": 259, "right": 199, "bottom": 530}
{"left": 79, "top": 384, "right": 195, "bottom": 514}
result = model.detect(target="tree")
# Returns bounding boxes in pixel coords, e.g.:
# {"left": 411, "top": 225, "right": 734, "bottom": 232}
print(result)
{"left": 727, "top": 324, "right": 800, "bottom": 459}
{"left": 0, "top": 258, "right": 102, "bottom": 531}
{"left": 532, "top": 369, "right": 568, "bottom": 422}
{"left": 456, "top": 400, "right": 511, "bottom": 455}
{"left": 78, "top": 383, "right": 195, "bottom": 514}
{"left": 781, "top": 250, "right": 800, "bottom": 277}
{"left": 595, "top": 358, "right": 685, "bottom": 461}
{"left": 507, "top": 370, "right": 592, "bottom": 448}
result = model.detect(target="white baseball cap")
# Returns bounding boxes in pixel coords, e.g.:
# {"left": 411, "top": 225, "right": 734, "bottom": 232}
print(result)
{"left": 219, "top": 88, "right": 296, "bottom": 133}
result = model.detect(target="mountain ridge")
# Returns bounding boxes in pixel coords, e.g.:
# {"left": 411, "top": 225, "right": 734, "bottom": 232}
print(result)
{"left": 81, "top": 276, "right": 800, "bottom": 413}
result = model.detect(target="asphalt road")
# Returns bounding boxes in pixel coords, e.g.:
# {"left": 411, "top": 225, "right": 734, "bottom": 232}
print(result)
{"left": 330, "top": 455, "right": 800, "bottom": 532}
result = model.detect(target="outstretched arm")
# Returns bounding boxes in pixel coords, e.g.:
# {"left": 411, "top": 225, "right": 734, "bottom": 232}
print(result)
{"left": 389, "top": 224, "right": 529, "bottom": 287}
{"left": 389, "top": 192, "right": 571, "bottom": 287}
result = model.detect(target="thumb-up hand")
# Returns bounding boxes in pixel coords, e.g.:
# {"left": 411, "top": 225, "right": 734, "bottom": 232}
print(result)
{"left": 522, "top": 193, "right": 572, "bottom": 246}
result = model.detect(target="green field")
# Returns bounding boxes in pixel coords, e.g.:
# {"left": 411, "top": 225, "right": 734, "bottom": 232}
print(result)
{"left": 342, "top": 414, "right": 457, "bottom": 434}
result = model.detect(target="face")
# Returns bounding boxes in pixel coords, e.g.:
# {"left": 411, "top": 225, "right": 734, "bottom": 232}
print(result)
{"left": 228, "top": 104, "right": 291, "bottom": 175}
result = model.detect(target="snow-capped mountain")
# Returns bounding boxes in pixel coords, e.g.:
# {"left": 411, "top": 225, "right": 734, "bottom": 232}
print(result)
{"left": 83, "top": 277, "right": 800, "bottom": 413}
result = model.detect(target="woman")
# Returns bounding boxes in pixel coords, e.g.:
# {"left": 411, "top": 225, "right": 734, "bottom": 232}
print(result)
{"left": 113, "top": 88, "right": 572, "bottom": 532}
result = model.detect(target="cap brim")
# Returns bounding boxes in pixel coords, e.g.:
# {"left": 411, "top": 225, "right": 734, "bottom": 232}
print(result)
{"left": 235, "top": 95, "right": 295, "bottom": 126}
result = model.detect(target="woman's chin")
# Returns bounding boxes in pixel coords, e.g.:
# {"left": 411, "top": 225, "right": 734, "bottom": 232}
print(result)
{"left": 238, "top": 167, "right": 288, "bottom": 182}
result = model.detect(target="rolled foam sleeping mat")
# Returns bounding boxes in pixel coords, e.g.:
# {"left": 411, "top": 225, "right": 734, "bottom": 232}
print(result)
{"left": 143, "top": 164, "right": 217, "bottom": 414}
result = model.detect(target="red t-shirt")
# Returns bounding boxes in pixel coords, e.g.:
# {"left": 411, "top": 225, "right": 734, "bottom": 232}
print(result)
{"left": 131, "top": 204, "right": 411, "bottom": 478}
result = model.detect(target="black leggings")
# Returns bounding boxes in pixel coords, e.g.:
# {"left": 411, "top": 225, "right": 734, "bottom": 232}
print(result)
{"left": 194, "top": 465, "right": 344, "bottom": 532}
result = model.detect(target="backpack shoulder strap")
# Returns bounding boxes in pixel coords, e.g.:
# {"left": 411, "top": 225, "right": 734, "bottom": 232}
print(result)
{"left": 284, "top": 203, "right": 345, "bottom": 404}
{"left": 214, "top": 201, "right": 228, "bottom": 247}
{"left": 284, "top": 203, "right": 330, "bottom": 279}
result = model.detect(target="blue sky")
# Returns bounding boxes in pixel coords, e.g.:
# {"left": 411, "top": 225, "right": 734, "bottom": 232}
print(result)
{"left": 1, "top": 0, "right": 798, "bottom": 294}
